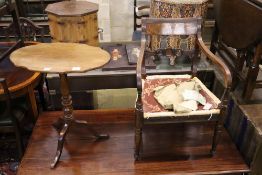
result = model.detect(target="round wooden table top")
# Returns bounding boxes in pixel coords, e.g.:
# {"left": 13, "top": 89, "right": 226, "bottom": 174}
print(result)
{"left": 45, "top": 1, "right": 98, "bottom": 17}
{"left": 10, "top": 43, "right": 110, "bottom": 74}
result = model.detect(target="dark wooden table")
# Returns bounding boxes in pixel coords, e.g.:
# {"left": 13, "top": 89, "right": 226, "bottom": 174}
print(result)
{"left": 0, "top": 42, "right": 42, "bottom": 120}
{"left": 18, "top": 110, "right": 250, "bottom": 174}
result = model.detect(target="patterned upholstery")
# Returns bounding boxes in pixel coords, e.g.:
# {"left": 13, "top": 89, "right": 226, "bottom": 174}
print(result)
{"left": 147, "top": 0, "right": 208, "bottom": 52}
{"left": 142, "top": 75, "right": 221, "bottom": 118}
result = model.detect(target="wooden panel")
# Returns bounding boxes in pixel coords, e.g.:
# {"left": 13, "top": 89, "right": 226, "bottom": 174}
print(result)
{"left": 18, "top": 110, "right": 249, "bottom": 174}
{"left": 145, "top": 22, "right": 199, "bottom": 35}
{"left": 48, "top": 13, "right": 98, "bottom": 46}
{"left": 240, "top": 104, "right": 262, "bottom": 133}
{"left": 214, "top": 0, "right": 262, "bottom": 49}
{"left": 45, "top": 1, "right": 98, "bottom": 16}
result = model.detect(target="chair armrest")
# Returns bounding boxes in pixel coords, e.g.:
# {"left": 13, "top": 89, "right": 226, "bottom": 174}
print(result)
{"left": 197, "top": 33, "right": 232, "bottom": 88}
{"left": 136, "top": 34, "right": 146, "bottom": 92}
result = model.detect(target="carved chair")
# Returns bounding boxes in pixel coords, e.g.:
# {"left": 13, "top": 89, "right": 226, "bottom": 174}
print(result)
{"left": 135, "top": 17, "right": 232, "bottom": 160}
{"left": 211, "top": 0, "right": 262, "bottom": 102}
{"left": 0, "top": 78, "right": 28, "bottom": 160}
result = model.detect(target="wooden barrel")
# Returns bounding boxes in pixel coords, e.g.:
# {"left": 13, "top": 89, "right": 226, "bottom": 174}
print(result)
{"left": 46, "top": 1, "right": 99, "bottom": 46}
{"left": 148, "top": 0, "right": 208, "bottom": 52}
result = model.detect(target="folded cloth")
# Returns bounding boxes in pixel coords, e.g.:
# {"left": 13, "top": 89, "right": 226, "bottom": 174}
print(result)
{"left": 182, "top": 89, "right": 206, "bottom": 105}
{"left": 154, "top": 84, "right": 182, "bottom": 109}
{"left": 175, "top": 100, "right": 198, "bottom": 113}
{"left": 177, "top": 80, "right": 201, "bottom": 93}
{"left": 153, "top": 79, "right": 206, "bottom": 113}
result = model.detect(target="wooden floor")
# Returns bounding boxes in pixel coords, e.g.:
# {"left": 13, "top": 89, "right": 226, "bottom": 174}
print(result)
{"left": 18, "top": 109, "right": 249, "bottom": 175}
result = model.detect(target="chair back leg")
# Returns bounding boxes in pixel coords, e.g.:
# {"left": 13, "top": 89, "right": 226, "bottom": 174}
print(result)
{"left": 13, "top": 122, "right": 24, "bottom": 160}
{"left": 135, "top": 95, "right": 143, "bottom": 160}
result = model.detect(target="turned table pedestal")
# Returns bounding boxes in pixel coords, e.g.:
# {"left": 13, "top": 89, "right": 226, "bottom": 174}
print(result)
{"left": 10, "top": 42, "right": 110, "bottom": 168}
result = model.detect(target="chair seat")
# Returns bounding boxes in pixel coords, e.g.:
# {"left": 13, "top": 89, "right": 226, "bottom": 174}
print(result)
{"left": 142, "top": 74, "right": 221, "bottom": 118}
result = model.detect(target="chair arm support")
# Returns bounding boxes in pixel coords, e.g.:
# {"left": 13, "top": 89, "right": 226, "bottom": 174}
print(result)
{"left": 197, "top": 33, "right": 232, "bottom": 88}
{"left": 136, "top": 34, "right": 146, "bottom": 92}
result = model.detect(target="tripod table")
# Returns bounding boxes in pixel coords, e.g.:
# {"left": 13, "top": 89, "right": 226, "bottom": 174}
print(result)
{"left": 10, "top": 42, "right": 110, "bottom": 168}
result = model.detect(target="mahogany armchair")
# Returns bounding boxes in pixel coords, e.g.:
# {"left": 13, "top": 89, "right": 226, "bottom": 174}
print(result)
{"left": 135, "top": 17, "right": 232, "bottom": 160}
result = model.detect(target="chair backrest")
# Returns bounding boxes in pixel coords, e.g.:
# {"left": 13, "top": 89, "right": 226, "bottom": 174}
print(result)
{"left": 142, "top": 18, "right": 201, "bottom": 36}
{"left": 3, "top": 17, "right": 44, "bottom": 42}
{"left": 0, "top": 0, "right": 24, "bottom": 62}
{"left": 134, "top": 0, "right": 150, "bottom": 31}
{"left": 139, "top": 17, "right": 202, "bottom": 78}
{"left": 142, "top": 17, "right": 201, "bottom": 52}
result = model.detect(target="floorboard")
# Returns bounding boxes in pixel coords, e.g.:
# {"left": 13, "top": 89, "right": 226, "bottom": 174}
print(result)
{"left": 18, "top": 109, "right": 249, "bottom": 175}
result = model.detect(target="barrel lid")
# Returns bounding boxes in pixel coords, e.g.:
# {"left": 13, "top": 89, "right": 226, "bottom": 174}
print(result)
{"left": 45, "top": 1, "right": 98, "bottom": 17}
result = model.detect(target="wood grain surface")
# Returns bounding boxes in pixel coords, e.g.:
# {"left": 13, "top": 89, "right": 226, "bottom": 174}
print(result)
{"left": 45, "top": 1, "right": 98, "bottom": 16}
{"left": 18, "top": 109, "right": 249, "bottom": 175}
{"left": 48, "top": 13, "right": 99, "bottom": 46}
{"left": 10, "top": 43, "right": 110, "bottom": 73}
{"left": 240, "top": 104, "right": 262, "bottom": 133}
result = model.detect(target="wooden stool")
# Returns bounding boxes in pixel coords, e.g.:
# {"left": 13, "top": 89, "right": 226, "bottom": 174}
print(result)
{"left": 46, "top": 1, "right": 99, "bottom": 46}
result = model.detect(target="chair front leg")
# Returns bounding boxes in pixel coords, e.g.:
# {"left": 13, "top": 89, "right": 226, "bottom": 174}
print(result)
{"left": 211, "top": 89, "right": 229, "bottom": 155}
{"left": 210, "top": 118, "right": 223, "bottom": 156}
{"left": 135, "top": 92, "right": 143, "bottom": 160}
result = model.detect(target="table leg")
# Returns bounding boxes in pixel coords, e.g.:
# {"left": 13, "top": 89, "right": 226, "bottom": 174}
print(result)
{"left": 27, "top": 85, "right": 38, "bottom": 122}
{"left": 51, "top": 73, "right": 109, "bottom": 169}
{"left": 51, "top": 73, "right": 73, "bottom": 168}
{"left": 50, "top": 120, "right": 70, "bottom": 168}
